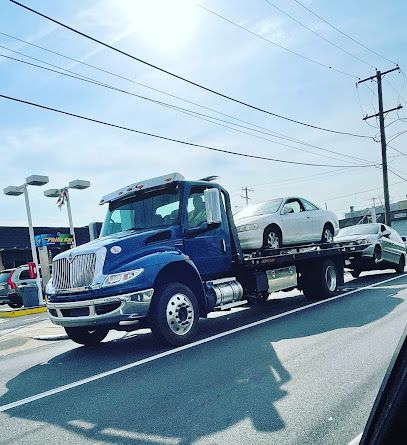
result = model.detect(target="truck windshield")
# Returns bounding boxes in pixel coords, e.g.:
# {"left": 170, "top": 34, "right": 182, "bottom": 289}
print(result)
{"left": 338, "top": 224, "right": 380, "bottom": 236}
{"left": 235, "top": 198, "right": 283, "bottom": 219}
{"left": 100, "top": 186, "right": 180, "bottom": 236}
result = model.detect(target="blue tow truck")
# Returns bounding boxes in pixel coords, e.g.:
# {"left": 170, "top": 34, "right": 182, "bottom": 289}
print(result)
{"left": 46, "top": 173, "right": 364, "bottom": 346}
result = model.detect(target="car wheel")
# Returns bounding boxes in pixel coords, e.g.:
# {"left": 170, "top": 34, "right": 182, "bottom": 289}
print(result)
{"left": 373, "top": 245, "right": 382, "bottom": 264}
{"left": 263, "top": 226, "right": 282, "bottom": 249}
{"left": 351, "top": 269, "right": 361, "bottom": 278}
{"left": 321, "top": 224, "right": 334, "bottom": 243}
{"left": 150, "top": 283, "right": 200, "bottom": 346}
{"left": 395, "top": 255, "right": 405, "bottom": 274}
{"left": 64, "top": 327, "right": 109, "bottom": 346}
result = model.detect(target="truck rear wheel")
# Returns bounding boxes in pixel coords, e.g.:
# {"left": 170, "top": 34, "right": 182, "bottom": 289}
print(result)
{"left": 301, "top": 259, "right": 339, "bottom": 300}
{"left": 64, "top": 327, "right": 109, "bottom": 346}
{"left": 150, "top": 283, "right": 199, "bottom": 346}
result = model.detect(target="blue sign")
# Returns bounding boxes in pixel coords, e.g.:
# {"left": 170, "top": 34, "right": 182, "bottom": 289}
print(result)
{"left": 35, "top": 233, "right": 74, "bottom": 247}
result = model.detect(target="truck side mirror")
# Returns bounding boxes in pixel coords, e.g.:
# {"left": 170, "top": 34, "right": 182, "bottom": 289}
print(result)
{"left": 204, "top": 188, "right": 222, "bottom": 225}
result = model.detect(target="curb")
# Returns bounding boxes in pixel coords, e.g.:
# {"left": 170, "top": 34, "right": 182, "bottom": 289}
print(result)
{"left": 0, "top": 306, "right": 47, "bottom": 318}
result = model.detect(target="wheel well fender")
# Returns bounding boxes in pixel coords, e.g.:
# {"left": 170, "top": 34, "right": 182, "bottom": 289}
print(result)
{"left": 152, "top": 260, "right": 207, "bottom": 316}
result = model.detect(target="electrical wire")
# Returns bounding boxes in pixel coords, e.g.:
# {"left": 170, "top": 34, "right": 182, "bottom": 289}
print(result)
{"left": 9, "top": 0, "right": 373, "bottom": 139}
{"left": 263, "top": 0, "right": 375, "bottom": 69}
{"left": 292, "top": 0, "right": 397, "bottom": 66}
{"left": 387, "top": 143, "right": 407, "bottom": 157}
{"left": 0, "top": 49, "right": 376, "bottom": 166}
{"left": 0, "top": 93, "right": 375, "bottom": 168}
{"left": 197, "top": 3, "right": 358, "bottom": 78}
{"left": 0, "top": 30, "right": 375, "bottom": 155}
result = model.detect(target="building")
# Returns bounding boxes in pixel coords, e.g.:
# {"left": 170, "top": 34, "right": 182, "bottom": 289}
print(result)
{"left": 0, "top": 225, "right": 101, "bottom": 270}
{"left": 340, "top": 199, "right": 407, "bottom": 235}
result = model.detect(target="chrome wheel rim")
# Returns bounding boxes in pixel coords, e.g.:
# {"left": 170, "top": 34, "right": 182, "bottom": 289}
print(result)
{"left": 323, "top": 228, "right": 333, "bottom": 243}
{"left": 325, "top": 265, "right": 337, "bottom": 291}
{"left": 267, "top": 232, "right": 280, "bottom": 249}
{"left": 166, "top": 293, "right": 195, "bottom": 336}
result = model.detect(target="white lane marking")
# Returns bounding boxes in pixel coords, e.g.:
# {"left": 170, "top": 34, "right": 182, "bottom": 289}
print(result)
{"left": 0, "top": 273, "right": 405, "bottom": 413}
{"left": 347, "top": 433, "right": 362, "bottom": 445}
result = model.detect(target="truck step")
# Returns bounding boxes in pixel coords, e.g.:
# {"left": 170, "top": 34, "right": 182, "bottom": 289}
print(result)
{"left": 214, "top": 300, "right": 248, "bottom": 311}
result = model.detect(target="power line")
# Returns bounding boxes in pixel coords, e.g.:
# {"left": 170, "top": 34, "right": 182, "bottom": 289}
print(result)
{"left": 0, "top": 30, "right": 375, "bottom": 157}
{"left": 0, "top": 48, "right": 375, "bottom": 166}
{"left": 0, "top": 93, "right": 373, "bottom": 168}
{"left": 292, "top": 0, "right": 397, "bottom": 66}
{"left": 263, "top": 0, "right": 375, "bottom": 69}
{"left": 197, "top": 3, "right": 358, "bottom": 78}
{"left": 9, "top": 0, "right": 373, "bottom": 139}
{"left": 388, "top": 168, "right": 407, "bottom": 182}
{"left": 324, "top": 180, "right": 405, "bottom": 202}
{"left": 387, "top": 144, "right": 407, "bottom": 157}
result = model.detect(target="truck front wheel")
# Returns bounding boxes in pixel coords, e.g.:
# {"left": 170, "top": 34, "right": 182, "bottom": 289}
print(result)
{"left": 64, "top": 327, "right": 109, "bottom": 346}
{"left": 150, "top": 283, "right": 199, "bottom": 346}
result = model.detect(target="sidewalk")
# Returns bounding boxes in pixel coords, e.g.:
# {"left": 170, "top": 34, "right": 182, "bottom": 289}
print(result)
{"left": 0, "top": 318, "right": 68, "bottom": 356}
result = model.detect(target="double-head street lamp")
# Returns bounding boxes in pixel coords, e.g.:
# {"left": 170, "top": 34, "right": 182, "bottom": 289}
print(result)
{"left": 44, "top": 180, "right": 90, "bottom": 248}
{"left": 3, "top": 175, "right": 49, "bottom": 303}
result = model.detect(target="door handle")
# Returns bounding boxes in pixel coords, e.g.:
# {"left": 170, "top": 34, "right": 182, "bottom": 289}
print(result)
{"left": 221, "top": 239, "right": 226, "bottom": 253}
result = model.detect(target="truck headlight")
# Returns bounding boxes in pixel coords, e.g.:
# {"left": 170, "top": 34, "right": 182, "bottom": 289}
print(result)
{"left": 103, "top": 269, "right": 144, "bottom": 287}
{"left": 237, "top": 224, "right": 258, "bottom": 233}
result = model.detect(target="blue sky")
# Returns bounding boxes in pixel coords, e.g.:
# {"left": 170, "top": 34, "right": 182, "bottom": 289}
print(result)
{"left": 0, "top": 0, "right": 406, "bottom": 228}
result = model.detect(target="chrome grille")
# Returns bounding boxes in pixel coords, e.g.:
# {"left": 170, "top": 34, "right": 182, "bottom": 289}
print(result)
{"left": 53, "top": 253, "right": 96, "bottom": 290}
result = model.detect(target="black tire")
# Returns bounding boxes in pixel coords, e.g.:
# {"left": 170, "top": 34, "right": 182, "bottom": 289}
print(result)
{"left": 64, "top": 327, "right": 109, "bottom": 346}
{"left": 395, "top": 254, "right": 405, "bottom": 274}
{"left": 7, "top": 294, "right": 23, "bottom": 309}
{"left": 373, "top": 245, "right": 382, "bottom": 264}
{"left": 263, "top": 225, "right": 282, "bottom": 250}
{"left": 351, "top": 269, "right": 361, "bottom": 278}
{"left": 150, "top": 283, "right": 200, "bottom": 346}
{"left": 302, "top": 259, "right": 339, "bottom": 300}
{"left": 321, "top": 224, "right": 334, "bottom": 243}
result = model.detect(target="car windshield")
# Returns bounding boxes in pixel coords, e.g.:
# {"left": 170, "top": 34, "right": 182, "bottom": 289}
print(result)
{"left": 338, "top": 224, "right": 380, "bottom": 236}
{"left": 100, "top": 186, "right": 181, "bottom": 236}
{"left": 235, "top": 198, "right": 282, "bottom": 219}
{"left": 0, "top": 272, "right": 10, "bottom": 284}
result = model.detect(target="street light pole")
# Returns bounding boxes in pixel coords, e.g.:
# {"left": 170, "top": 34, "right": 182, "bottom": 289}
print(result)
{"left": 22, "top": 185, "right": 43, "bottom": 303}
{"left": 65, "top": 189, "right": 76, "bottom": 248}
{"left": 3, "top": 175, "right": 49, "bottom": 305}
{"left": 44, "top": 180, "right": 90, "bottom": 249}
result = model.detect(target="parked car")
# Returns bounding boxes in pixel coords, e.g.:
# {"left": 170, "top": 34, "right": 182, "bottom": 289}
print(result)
{"left": 234, "top": 197, "right": 339, "bottom": 250}
{"left": 401, "top": 235, "right": 407, "bottom": 250}
{"left": 3, "top": 265, "right": 43, "bottom": 308}
{"left": 0, "top": 269, "right": 14, "bottom": 306}
{"left": 335, "top": 223, "right": 406, "bottom": 277}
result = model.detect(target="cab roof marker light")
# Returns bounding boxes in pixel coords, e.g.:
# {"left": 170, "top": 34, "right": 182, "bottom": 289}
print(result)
{"left": 100, "top": 173, "right": 185, "bottom": 205}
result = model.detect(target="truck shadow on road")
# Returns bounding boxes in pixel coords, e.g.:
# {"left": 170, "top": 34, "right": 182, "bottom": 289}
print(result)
{"left": 0, "top": 274, "right": 404, "bottom": 444}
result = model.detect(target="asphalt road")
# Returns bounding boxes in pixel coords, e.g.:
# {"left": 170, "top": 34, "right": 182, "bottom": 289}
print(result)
{"left": 0, "top": 271, "right": 406, "bottom": 445}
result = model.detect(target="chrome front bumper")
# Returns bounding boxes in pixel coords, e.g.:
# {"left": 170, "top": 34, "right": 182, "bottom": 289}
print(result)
{"left": 46, "top": 289, "right": 154, "bottom": 328}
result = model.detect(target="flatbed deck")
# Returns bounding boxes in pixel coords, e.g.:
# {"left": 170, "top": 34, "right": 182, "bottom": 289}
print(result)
{"left": 243, "top": 241, "right": 368, "bottom": 269}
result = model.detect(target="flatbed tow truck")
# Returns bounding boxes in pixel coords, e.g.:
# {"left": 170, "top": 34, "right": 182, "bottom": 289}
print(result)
{"left": 46, "top": 173, "right": 367, "bottom": 346}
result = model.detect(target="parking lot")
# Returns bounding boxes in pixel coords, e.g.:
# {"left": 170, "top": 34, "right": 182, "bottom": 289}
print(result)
{"left": 0, "top": 270, "right": 406, "bottom": 445}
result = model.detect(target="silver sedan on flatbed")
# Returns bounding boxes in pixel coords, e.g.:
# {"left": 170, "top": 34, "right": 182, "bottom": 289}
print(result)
{"left": 335, "top": 223, "right": 406, "bottom": 277}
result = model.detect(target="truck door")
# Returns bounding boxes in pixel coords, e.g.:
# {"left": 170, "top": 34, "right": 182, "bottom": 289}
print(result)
{"left": 182, "top": 186, "right": 232, "bottom": 280}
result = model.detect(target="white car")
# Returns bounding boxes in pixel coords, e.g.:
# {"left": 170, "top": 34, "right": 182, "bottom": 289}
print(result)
{"left": 234, "top": 197, "right": 339, "bottom": 250}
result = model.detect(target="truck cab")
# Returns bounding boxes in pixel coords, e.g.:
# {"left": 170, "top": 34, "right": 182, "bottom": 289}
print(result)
{"left": 46, "top": 173, "right": 245, "bottom": 346}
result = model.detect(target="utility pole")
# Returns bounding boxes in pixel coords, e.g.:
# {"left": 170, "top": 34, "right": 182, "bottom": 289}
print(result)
{"left": 358, "top": 67, "right": 402, "bottom": 226}
{"left": 241, "top": 186, "right": 253, "bottom": 207}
